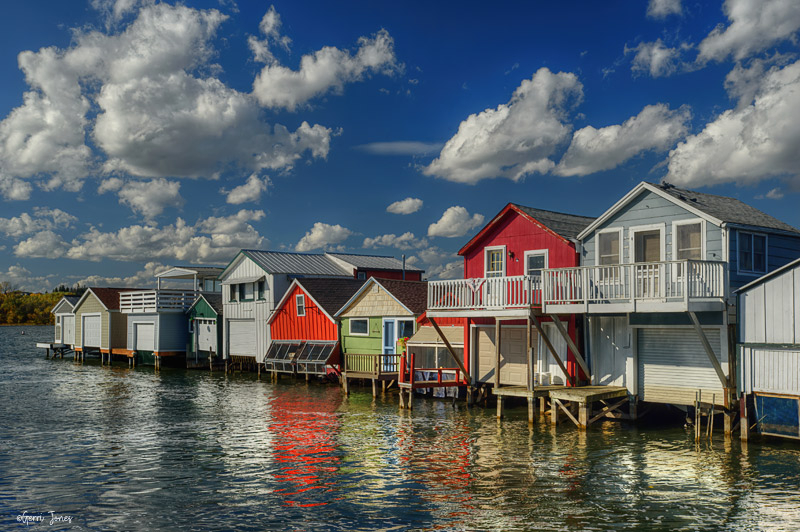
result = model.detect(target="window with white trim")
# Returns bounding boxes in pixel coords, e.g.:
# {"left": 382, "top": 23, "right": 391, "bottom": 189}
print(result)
{"left": 524, "top": 250, "right": 548, "bottom": 281}
{"left": 349, "top": 318, "right": 368, "bottom": 335}
{"left": 485, "top": 247, "right": 505, "bottom": 278}
{"left": 739, "top": 231, "right": 767, "bottom": 274}
{"left": 229, "top": 284, "right": 238, "bottom": 302}
{"left": 598, "top": 232, "right": 620, "bottom": 265}
{"left": 239, "top": 283, "right": 254, "bottom": 301}
{"left": 676, "top": 222, "right": 703, "bottom": 260}
{"left": 257, "top": 280, "right": 266, "bottom": 300}
{"left": 296, "top": 294, "right": 305, "bottom": 317}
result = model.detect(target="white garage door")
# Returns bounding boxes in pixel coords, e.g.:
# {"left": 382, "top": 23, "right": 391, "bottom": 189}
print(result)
{"left": 83, "top": 315, "right": 101, "bottom": 347}
{"left": 638, "top": 328, "right": 727, "bottom": 406}
{"left": 135, "top": 323, "right": 155, "bottom": 351}
{"left": 228, "top": 320, "right": 256, "bottom": 356}
{"left": 476, "top": 327, "right": 529, "bottom": 386}
{"left": 62, "top": 316, "right": 75, "bottom": 345}
{"left": 197, "top": 320, "right": 217, "bottom": 352}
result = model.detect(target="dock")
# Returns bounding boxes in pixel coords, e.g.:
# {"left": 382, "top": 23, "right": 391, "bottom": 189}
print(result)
{"left": 548, "top": 386, "right": 629, "bottom": 429}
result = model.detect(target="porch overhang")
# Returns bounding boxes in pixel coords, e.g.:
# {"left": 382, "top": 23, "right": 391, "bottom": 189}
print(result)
{"left": 426, "top": 308, "right": 532, "bottom": 319}
{"left": 542, "top": 299, "right": 725, "bottom": 315}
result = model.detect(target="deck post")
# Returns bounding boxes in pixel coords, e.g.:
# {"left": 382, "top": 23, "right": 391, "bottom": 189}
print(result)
{"left": 496, "top": 396, "right": 504, "bottom": 419}
{"left": 740, "top": 394, "right": 749, "bottom": 441}
{"left": 372, "top": 379, "right": 377, "bottom": 397}
{"left": 578, "top": 402, "right": 589, "bottom": 429}
{"left": 551, "top": 399, "right": 559, "bottom": 425}
{"left": 343, "top": 374, "right": 350, "bottom": 395}
{"left": 629, "top": 395, "right": 638, "bottom": 420}
{"left": 527, "top": 316, "right": 534, "bottom": 424}
{"left": 494, "top": 320, "right": 501, "bottom": 390}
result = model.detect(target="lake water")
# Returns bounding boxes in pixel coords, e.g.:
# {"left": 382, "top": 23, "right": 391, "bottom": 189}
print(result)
{"left": 1, "top": 325, "right": 800, "bottom": 531}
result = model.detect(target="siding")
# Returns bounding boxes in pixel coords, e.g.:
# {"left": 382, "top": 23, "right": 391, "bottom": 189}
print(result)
{"left": 74, "top": 294, "right": 108, "bottom": 349}
{"left": 271, "top": 284, "right": 337, "bottom": 342}
{"left": 188, "top": 298, "right": 222, "bottom": 357}
{"left": 339, "top": 285, "right": 411, "bottom": 318}
{"left": 740, "top": 347, "right": 800, "bottom": 395}
{"left": 729, "top": 229, "right": 800, "bottom": 290}
{"left": 740, "top": 267, "right": 800, "bottom": 344}
{"left": 221, "top": 256, "right": 271, "bottom": 361}
{"left": 583, "top": 189, "right": 723, "bottom": 265}
{"left": 109, "top": 311, "right": 127, "bottom": 349}
{"left": 463, "top": 208, "right": 579, "bottom": 278}
{"left": 341, "top": 317, "right": 383, "bottom": 354}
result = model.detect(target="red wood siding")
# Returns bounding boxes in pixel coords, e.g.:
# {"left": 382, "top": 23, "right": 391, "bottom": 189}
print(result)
{"left": 270, "top": 285, "right": 338, "bottom": 342}
{"left": 462, "top": 209, "right": 579, "bottom": 278}
{"left": 358, "top": 270, "right": 422, "bottom": 281}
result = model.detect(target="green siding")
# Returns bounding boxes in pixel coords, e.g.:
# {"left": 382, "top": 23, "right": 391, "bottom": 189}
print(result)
{"left": 341, "top": 317, "right": 383, "bottom": 354}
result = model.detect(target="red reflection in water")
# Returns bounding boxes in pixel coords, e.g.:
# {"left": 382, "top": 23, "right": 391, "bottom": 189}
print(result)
{"left": 268, "top": 388, "right": 342, "bottom": 507}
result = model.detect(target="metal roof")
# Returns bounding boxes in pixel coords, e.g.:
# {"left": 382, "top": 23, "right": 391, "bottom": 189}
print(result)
{"left": 156, "top": 266, "right": 224, "bottom": 280}
{"left": 657, "top": 184, "right": 800, "bottom": 234}
{"left": 242, "top": 250, "right": 351, "bottom": 276}
{"left": 326, "top": 252, "right": 424, "bottom": 272}
{"left": 511, "top": 205, "right": 595, "bottom": 240}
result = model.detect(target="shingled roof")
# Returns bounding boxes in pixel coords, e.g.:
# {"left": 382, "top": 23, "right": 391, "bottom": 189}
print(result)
{"left": 196, "top": 293, "right": 223, "bottom": 314}
{"left": 657, "top": 184, "right": 800, "bottom": 234}
{"left": 375, "top": 279, "right": 428, "bottom": 314}
{"left": 85, "top": 287, "right": 146, "bottom": 310}
{"left": 512, "top": 204, "right": 596, "bottom": 240}
{"left": 297, "top": 278, "right": 366, "bottom": 315}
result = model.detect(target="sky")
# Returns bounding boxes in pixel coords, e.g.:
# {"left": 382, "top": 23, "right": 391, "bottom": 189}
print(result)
{"left": 2, "top": 0, "right": 800, "bottom": 292}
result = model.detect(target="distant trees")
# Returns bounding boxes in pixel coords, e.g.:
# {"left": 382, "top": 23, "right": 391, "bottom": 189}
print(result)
{"left": 0, "top": 291, "right": 72, "bottom": 325}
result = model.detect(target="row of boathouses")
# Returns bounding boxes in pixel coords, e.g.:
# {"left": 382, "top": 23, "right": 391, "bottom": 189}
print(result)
{"left": 41, "top": 181, "right": 800, "bottom": 442}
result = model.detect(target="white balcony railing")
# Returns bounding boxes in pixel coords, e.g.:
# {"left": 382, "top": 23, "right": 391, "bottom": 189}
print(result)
{"left": 428, "top": 275, "right": 542, "bottom": 311}
{"left": 541, "top": 260, "right": 726, "bottom": 310}
{"left": 120, "top": 289, "right": 200, "bottom": 313}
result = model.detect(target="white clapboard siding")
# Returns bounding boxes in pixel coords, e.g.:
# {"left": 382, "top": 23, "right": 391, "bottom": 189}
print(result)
{"left": 741, "top": 347, "right": 800, "bottom": 395}
{"left": 741, "top": 267, "right": 800, "bottom": 345}
{"left": 638, "top": 327, "right": 727, "bottom": 406}
{"left": 221, "top": 256, "right": 272, "bottom": 361}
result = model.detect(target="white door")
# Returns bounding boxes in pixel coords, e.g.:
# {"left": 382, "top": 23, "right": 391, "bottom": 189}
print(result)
{"left": 62, "top": 316, "right": 75, "bottom": 345}
{"left": 228, "top": 320, "right": 256, "bottom": 356}
{"left": 134, "top": 323, "right": 155, "bottom": 351}
{"left": 539, "top": 323, "right": 568, "bottom": 385}
{"left": 476, "top": 326, "right": 529, "bottom": 386}
{"left": 197, "top": 320, "right": 217, "bottom": 352}
{"left": 592, "top": 316, "right": 630, "bottom": 387}
{"left": 83, "top": 315, "right": 101, "bottom": 347}
{"left": 637, "top": 328, "right": 726, "bottom": 406}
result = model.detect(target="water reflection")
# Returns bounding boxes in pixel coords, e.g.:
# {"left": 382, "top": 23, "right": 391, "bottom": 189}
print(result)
{"left": 3, "top": 326, "right": 800, "bottom": 531}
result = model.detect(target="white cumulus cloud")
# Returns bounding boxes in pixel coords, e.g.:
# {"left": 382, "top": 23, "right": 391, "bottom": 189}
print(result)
{"left": 97, "top": 178, "right": 184, "bottom": 219}
{"left": 698, "top": 0, "right": 800, "bottom": 63}
{"left": 248, "top": 5, "right": 291, "bottom": 65}
{"left": 77, "top": 261, "right": 170, "bottom": 288}
{"left": 665, "top": 60, "right": 800, "bottom": 187}
{"left": 0, "top": 208, "right": 77, "bottom": 238}
{"left": 386, "top": 197, "right": 423, "bottom": 215}
{"left": 14, "top": 230, "right": 70, "bottom": 259}
{"left": 647, "top": 0, "right": 682, "bottom": 18}
{"left": 253, "top": 28, "right": 400, "bottom": 111}
{"left": 627, "top": 40, "right": 685, "bottom": 78}
{"left": 423, "top": 68, "right": 583, "bottom": 184}
{"left": 295, "top": 222, "right": 353, "bottom": 252}
{"left": 223, "top": 173, "right": 270, "bottom": 205}
{"left": 427, "top": 206, "right": 484, "bottom": 238}
{"left": 406, "top": 246, "right": 463, "bottom": 280}
{"left": 556, "top": 104, "right": 691, "bottom": 176}
{"left": 362, "top": 232, "right": 427, "bottom": 250}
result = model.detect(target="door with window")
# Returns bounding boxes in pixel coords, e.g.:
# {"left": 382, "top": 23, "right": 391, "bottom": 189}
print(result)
{"left": 525, "top": 250, "right": 547, "bottom": 305}
{"left": 485, "top": 247, "right": 505, "bottom": 306}
{"left": 383, "top": 318, "right": 414, "bottom": 372}
{"left": 632, "top": 227, "right": 663, "bottom": 298}
{"left": 673, "top": 221, "right": 703, "bottom": 296}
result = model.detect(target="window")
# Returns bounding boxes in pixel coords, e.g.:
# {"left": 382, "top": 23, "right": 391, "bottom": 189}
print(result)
{"left": 397, "top": 320, "right": 414, "bottom": 339}
{"left": 357, "top": 272, "right": 366, "bottom": 280}
{"left": 634, "top": 229, "right": 661, "bottom": 262}
{"left": 349, "top": 318, "right": 369, "bottom": 335}
{"left": 296, "top": 294, "right": 305, "bottom": 316}
{"left": 239, "top": 283, "right": 254, "bottom": 301}
{"left": 524, "top": 250, "right": 548, "bottom": 281}
{"left": 229, "top": 284, "right": 238, "bottom": 302}
{"left": 257, "top": 280, "right": 266, "bottom": 300}
{"left": 485, "top": 247, "right": 505, "bottom": 278}
{"left": 598, "top": 232, "right": 620, "bottom": 265}
{"left": 676, "top": 222, "right": 702, "bottom": 260}
{"left": 739, "top": 231, "right": 767, "bottom": 274}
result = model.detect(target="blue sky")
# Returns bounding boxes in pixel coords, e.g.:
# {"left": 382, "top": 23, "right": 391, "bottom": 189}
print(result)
{"left": 2, "top": 0, "right": 800, "bottom": 291}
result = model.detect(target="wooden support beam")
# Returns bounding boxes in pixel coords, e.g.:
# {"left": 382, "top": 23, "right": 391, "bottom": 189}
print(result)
{"left": 530, "top": 313, "right": 573, "bottom": 386}
{"left": 494, "top": 320, "right": 501, "bottom": 389}
{"left": 553, "top": 398, "right": 580, "bottom": 427}
{"left": 526, "top": 317, "right": 534, "bottom": 392}
{"left": 549, "top": 315, "right": 591, "bottom": 380}
{"left": 688, "top": 312, "right": 728, "bottom": 388}
{"left": 429, "top": 317, "right": 471, "bottom": 384}
{"left": 588, "top": 397, "right": 628, "bottom": 425}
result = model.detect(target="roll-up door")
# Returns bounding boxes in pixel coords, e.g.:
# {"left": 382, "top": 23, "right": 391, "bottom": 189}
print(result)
{"left": 83, "top": 315, "right": 101, "bottom": 347}
{"left": 637, "top": 327, "right": 727, "bottom": 406}
{"left": 228, "top": 320, "right": 256, "bottom": 356}
{"left": 197, "top": 320, "right": 217, "bottom": 352}
{"left": 476, "top": 326, "right": 529, "bottom": 386}
{"left": 134, "top": 323, "right": 155, "bottom": 351}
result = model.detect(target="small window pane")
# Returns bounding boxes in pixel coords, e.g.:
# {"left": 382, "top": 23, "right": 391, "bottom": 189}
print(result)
{"left": 634, "top": 230, "right": 661, "bottom": 263}
{"left": 296, "top": 295, "right": 305, "bottom": 316}
{"left": 598, "top": 233, "right": 620, "bottom": 265}
{"left": 350, "top": 319, "right": 368, "bottom": 335}
{"left": 526, "top": 253, "right": 546, "bottom": 277}
{"left": 753, "top": 234, "right": 767, "bottom": 272}
{"left": 677, "top": 223, "right": 702, "bottom": 260}
{"left": 486, "top": 249, "right": 504, "bottom": 277}
{"left": 397, "top": 320, "right": 414, "bottom": 339}
{"left": 739, "top": 233, "right": 753, "bottom": 271}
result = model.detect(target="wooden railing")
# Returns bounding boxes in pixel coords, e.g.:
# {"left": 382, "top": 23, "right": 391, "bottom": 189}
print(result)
{"left": 427, "top": 275, "right": 542, "bottom": 310}
{"left": 343, "top": 353, "right": 400, "bottom": 377}
{"left": 120, "top": 289, "right": 200, "bottom": 313}
{"left": 541, "top": 260, "right": 726, "bottom": 308}
{"left": 398, "top": 352, "right": 467, "bottom": 386}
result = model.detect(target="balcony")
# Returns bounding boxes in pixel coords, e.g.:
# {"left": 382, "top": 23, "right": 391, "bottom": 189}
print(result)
{"left": 120, "top": 289, "right": 200, "bottom": 313}
{"left": 541, "top": 260, "right": 727, "bottom": 314}
{"left": 427, "top": 275, "right": 542, "bottom": 316}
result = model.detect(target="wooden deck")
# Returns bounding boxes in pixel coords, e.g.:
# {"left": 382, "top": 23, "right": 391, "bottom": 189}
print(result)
{"left": 491, "top": 385, "right": 566, "bottom": 399}
{"left": 548, "top": 386, "right": 629, "bottom": 429}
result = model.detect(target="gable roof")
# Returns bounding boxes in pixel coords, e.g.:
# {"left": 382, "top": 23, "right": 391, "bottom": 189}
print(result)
{"left": 326, "top": 252, "right": 424, "bottom": 273}
{"left": 335, "top": 277, "right": 428, "bottom": 317}
{"left": 156, "top": 266, "right": 224, "bottom": 281}
{"left": 459, "top": 203, "right": 594, "bottom": 255}
{"left": 74, "top": 287, "right": 147, "bottom": 312}
{"left": 51, "top": 295, "right": 80, "bottom": 314}
{"left": 268, "top": 278, "right": 366, "bottom": 324}
{"left": 190, "top": 293, "right": 223, "bottom": 315}
{"left": 578, "top": 182, "right": 800, "bottom": 239}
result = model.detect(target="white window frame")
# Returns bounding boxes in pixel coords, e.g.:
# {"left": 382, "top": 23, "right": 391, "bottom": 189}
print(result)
{"left": 628, "top": 223, "right": 665, "bottom": 264}
{"left": 737, "top": 230, "right": 768, "bottom": 276}
{"left": 595, "top": 228, "right": 623, "bottom": 266}
{"left": 349, "top": 318, "right": 369, "bottom": 336}
{"left": 672, "top": 219, "right": 706, "bottom": 261}
{"left": 229, "top": 284, "right": 238, "bottom": 303}
{"left": 484, "top": 245, "right": 507, "bottom": 278}
{"left": 523, "top": 249, "right": 549, "bottom": 276}
{"left": 296, "top": 294, "right": 305, "bottom": 317}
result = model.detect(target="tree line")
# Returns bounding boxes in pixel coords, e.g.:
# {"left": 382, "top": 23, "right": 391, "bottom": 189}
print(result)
{"left": 0, "top": 283, "right": 86, "bottom": 325}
